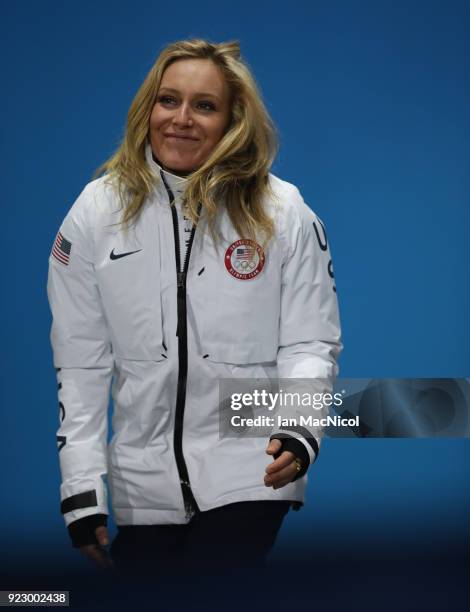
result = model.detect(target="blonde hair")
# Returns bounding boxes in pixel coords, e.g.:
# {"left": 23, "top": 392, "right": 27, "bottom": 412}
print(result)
{"left": 93, "top": 38, "right": 279, "bottom": 247}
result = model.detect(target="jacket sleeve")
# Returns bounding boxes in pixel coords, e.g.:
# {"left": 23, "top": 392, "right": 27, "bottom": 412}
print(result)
{"left": 271, "top": 187, "right": 343, "bottom": 473}
{"left": 47, "top": 184, "right": 114, "bottom": 532}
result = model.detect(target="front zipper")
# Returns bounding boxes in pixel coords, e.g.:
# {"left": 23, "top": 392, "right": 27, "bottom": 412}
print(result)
{"left": 160, "top": 170, "right": 201, "bottom": 520}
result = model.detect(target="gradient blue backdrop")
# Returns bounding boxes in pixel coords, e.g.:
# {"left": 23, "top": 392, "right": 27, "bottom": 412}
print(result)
{"left": 1, "top": 0, "right": 469, "bottom": 596}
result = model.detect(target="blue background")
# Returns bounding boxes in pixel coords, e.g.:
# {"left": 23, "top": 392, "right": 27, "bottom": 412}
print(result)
{"left": 1, "top": 0, "right": 469, "bottom": 607}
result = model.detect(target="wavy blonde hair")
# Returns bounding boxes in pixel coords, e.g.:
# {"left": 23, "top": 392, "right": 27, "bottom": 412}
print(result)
{"left": 93, "top": 38, "right": 279, "bottom": 247}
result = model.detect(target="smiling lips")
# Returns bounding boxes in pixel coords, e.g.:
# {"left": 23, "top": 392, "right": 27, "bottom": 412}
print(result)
{"left": 165, "top": 133, "right": 199, "bottom": 141}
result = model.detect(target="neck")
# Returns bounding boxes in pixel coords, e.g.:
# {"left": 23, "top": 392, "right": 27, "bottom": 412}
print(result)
{"left": 152, "top": 153, "right": 192, "bottom": 178}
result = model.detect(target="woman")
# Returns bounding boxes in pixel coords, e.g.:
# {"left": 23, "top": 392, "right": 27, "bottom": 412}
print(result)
{"left": 47, "top": 38, "right": 342, "bottom": 573}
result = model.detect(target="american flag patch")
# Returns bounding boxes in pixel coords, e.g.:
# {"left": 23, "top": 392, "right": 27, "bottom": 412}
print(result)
{"left": 52, "top": 231, "right": 72, "bottom": 266}
{"left": 236, "top": 247, "right": 255, "bottom": 260}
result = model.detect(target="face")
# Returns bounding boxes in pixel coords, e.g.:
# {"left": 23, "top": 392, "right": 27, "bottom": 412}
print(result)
{"left": 149, "top": 58, "right": 231, "bottom": 175}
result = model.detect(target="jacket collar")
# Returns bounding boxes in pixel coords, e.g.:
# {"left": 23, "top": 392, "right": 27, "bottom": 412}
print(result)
{"left": 145, "top": 142, "right": 188, "bottom": 204}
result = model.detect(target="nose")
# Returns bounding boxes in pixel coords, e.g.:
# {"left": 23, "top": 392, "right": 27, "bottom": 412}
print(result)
{"left": 173, "top": 102, "right": 194, "bottom": 127}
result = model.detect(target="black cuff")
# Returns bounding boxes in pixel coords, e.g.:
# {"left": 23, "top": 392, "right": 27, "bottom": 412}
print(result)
{"left": 67, "top": 513, "right": 108, "bottom": 548}
{"left": 270, "top": 435, "right": 311, "bottom": 480}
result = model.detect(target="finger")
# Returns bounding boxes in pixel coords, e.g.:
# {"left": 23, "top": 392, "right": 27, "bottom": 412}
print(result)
{"left": 265, "top": 450, "right": 295, "bottom": 474}
{"left": 80, "top": 544, "right": 103, "bottom": 562}
{"left": 273, "top": 477, "right": 295, "bottom": 490}
{"left": 264, "top": 462, "right": 297, "bottom": 486}
{"left": 81, "top": 545, "right": 113, "bottom": 569}
{"left": 269, "top": 467, "right": 297, "bottom": 489}
{"left": 95, "top": 525, "right": 109, "bottom": 546}
{"left": 265, "top": 439, "right": 282, "bottom": 455}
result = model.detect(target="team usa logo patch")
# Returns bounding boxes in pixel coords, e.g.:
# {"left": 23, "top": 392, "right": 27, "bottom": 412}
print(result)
{"left": 224, "top": 239, "right": 265, "bottom": 280}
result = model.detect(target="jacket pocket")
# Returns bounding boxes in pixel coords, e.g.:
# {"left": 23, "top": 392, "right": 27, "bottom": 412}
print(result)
{"left": 95, "top": 231, "right": 166, "bottom": 361}
{"left": 197, "top": 243, "right": 282, "bottom": 365}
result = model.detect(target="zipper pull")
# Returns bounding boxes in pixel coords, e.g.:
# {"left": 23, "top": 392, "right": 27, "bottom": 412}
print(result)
{"left": 181, "top": 479, "right": 196, "bottom": 520}
{"left": 184, "top": 504, "right": 196, "bottom": 521}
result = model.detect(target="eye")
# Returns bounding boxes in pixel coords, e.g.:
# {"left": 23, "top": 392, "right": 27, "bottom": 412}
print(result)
{"left": 197, "top": 101, "right": 216, "bottom": 111}
{"left": 158, "top": 95, "right": 176, "bottom": 105}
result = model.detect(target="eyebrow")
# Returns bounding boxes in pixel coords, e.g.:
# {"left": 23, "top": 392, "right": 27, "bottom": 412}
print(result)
{"left": 158, "top": 87, "right": 221, "bottom": 102}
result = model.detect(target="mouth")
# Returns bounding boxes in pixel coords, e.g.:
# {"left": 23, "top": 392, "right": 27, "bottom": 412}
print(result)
{"left": 164, "top": 133, "right": 199, "bottom": 141}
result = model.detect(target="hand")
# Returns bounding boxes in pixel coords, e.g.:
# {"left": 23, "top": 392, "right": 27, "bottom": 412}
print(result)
{"left": 78, "top": 525, "right": 114, "bottom": 570}
{"left": 264, "top": 439, "right": 301, "bottom": 490}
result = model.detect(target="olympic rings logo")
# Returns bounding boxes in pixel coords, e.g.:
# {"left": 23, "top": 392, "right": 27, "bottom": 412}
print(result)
{"left": 234, "top": 259, "right": 257, "bottom": 271}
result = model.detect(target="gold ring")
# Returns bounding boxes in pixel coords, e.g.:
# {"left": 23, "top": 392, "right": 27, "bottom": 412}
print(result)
{"left": 294, "top": 457, "right": 302, "bottom": 472}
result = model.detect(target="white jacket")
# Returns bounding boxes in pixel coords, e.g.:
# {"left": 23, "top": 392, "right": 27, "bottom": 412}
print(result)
{"left": 47, "top": 143, "right": 342, "bottom": 529}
